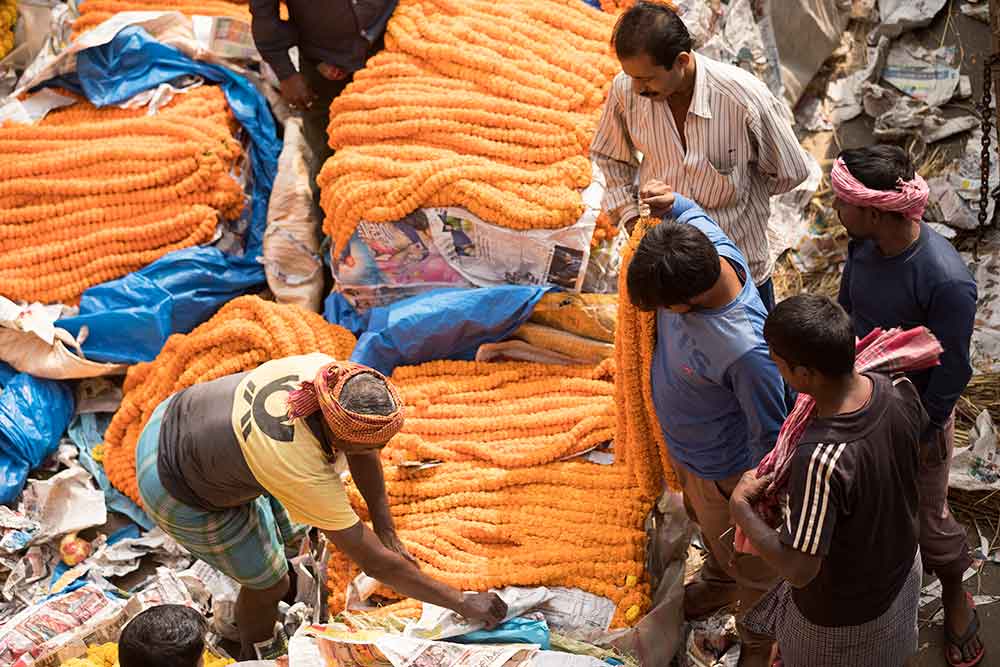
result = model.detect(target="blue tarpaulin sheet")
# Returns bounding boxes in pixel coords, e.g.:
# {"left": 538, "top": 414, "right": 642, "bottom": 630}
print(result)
{"left": 45, "top": 27, "right": 280, "bottom": 364}
{"left": 346, "top": 286, "right": 550, "bottom": 375}
{"left": 0, "top": 362, "right": 74, "bottom": 505}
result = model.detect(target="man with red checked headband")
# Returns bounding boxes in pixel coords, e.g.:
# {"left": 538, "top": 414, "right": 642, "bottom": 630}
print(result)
{"left": 134, "top": 353, "right": 506, "bottom": 660}
{"left": 832, "top": 145, "right": 981, "bottom": 667}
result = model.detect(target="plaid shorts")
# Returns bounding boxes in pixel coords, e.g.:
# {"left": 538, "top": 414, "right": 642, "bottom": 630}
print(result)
{"left": 136, "top": 397, "right": 304, "bottom": 590}
{"left": 743, "top": 551, "right": 921, "bottom": 667}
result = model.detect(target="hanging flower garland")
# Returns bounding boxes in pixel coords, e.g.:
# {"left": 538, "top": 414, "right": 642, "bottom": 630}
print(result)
{"left": 102, "top": 296, "right": 357, "bottom": 505}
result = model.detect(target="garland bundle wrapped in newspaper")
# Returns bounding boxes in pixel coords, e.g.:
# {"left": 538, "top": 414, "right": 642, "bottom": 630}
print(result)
{"left": 317, "top": 0, "right": 621, "bottom": 255}
{"left": 327, "top": 360, "right": 656, "bottom": 628}
{"left": 102, "top": 296, "right": 357, "bottom": 505}
{"left": 0, "top": 86, "right": 243, "bottom": 305}
{"left": 734, "top": 326, "right": 944, "bottom": 554}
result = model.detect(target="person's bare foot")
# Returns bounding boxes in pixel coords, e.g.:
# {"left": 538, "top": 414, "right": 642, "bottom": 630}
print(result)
{"left": 737, "top": 641, "right": 774, "bottom": 667}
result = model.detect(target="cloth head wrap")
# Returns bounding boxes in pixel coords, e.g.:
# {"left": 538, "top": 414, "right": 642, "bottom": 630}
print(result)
{"left": 830, "top": 156, "right": 930, "bottom": 222}
{"left": 286, "top": 361, "right": 404, "bottom": 450}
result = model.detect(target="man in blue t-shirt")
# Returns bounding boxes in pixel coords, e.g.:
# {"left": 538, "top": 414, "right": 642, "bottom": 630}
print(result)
{"left": 627, "top": 193, "right": 787, "bottom": 667}
{"left": 833, "top": 145, "right": 981, "bottom": 667}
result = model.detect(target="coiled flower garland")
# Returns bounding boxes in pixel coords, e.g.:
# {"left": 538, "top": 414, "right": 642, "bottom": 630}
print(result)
{"left": 317, "top": 0, "right": 621, "bottom": 255}
{"left": 326, "top": 360, "right": 655, "bottom": 628}
{"left": 102, "top": 296, "right": 357, "bottom": 505}
{"left": 0, "top": 86, "right": 244, "bottom": 305}
{"left": 71, "top": 0, "right": 251, "bottom": 38}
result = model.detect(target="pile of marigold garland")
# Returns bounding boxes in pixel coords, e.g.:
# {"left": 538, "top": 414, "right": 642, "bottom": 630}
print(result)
{"left": 317, "top": 0, "right": 621, "bottom": 255}
{"left": 0, "top": 86, "right": 243, "bottom": 305}
{"left": 0, "top": 0, "right": 15, "bottom": 59}
{"left": 71, "top": 0, "right": 251, "bottom": 37}
{"left": 60, "top": 643, "right": 233, "bottom": 667}
{"left": 102, "top": 296, "right": 356, "bottom": 505}
{"left": 326, "top": 360, "right": 656, "bottom": 628}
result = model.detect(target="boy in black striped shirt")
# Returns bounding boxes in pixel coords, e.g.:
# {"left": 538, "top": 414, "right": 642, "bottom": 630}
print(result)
{"left": 731, "top": 295, "right": 926, "bottom": 666}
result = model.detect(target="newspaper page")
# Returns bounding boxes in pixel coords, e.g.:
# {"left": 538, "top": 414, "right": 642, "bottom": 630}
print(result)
{"left": 533, "top": 589, "right": 615, "bottom": 636}
{"left": 191, "top": 15, "right": 257, "bottom": 61}
{"left": 332, "top": 173, "right": 605, "bottom": 311}
{"left": 19, "top": 467, "right": 106, "bottom": 543}
{"left": 0, "top": 584, "right": 127, "bottom": 667}
{"left": 297, "top": 626, "right": 536, "bottom": 667}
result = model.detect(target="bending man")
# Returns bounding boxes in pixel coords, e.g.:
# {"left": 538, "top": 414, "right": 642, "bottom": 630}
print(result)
{"left": 136, "top": 353, "right": 506, "bottom": 659}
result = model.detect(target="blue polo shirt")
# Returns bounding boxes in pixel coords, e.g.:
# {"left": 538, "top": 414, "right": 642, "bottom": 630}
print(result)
{"left": 651, "top": 196, "right": 788, "bottom": 480}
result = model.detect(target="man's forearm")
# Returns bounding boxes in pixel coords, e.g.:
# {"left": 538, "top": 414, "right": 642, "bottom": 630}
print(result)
{"left": 731, "top": 499, "right": 785, "bottom": 564}
{"left": 346, "top": 451, "right": 395, "bottom": 534}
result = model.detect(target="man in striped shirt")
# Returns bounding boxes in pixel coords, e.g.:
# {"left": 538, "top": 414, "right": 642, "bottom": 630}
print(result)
{"left": 591, "top": 1, "right": 810, "bottom": 310}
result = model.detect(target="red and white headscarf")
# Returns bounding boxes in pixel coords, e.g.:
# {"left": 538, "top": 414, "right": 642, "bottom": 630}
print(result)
{"left": 830, "top": 156, "right": 930, "bottom": 222}
{"left": 286, "top": 361, "right": 404, "bottom": 450}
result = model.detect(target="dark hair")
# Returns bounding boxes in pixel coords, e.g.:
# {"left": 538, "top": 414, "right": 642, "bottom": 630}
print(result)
{"left": 340, "top": 372, "right": 396, "bottom": 416}
{"left": 626, "top": 221, "right": 721, "bottom": 310}
{"left": 764, "top": 295, "right": 855, "bottom": 376}
{"left": 119, "top": 604, "right": 206, "bottom": 667}
{"left": 839, "top": 145, "right": 916, "bottom": 192}
{"left": 612, "top": 2, "right": 693, "bottom": 70}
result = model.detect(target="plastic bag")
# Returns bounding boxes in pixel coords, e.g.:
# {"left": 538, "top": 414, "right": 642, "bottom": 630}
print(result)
{"left": 349, "top": 286, "right": 550, "bottom": 375}
{"left": 453, "top": 616, "right": 551, "bottom": 650}
{"left": 263, "top": 117, "right": 324, "bottom": 312}
{"left": 0, "top": 362, "right": 74, "bottom": 505}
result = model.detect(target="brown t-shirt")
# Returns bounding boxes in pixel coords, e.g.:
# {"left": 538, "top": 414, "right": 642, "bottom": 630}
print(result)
{"left": 779, "top": 372, "right": 927, "bottom": 627}
{"left": 157, "top": 372, "right": 266, "bottom": 511}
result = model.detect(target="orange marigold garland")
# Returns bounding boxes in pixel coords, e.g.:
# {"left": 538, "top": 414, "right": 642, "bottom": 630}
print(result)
{"left": 0, "top": 86, "right": 245, "bottom": 305}
{"left": 614, "top": 217, "right": 677, "bottom": 496}
{"left": 71, "top": 0, "right": 252, "bottom": 38}
{"left": 318, "top": 0, "right": 621, "bottom": 255}
{"left": 102, "top": 296, "right": 357, "bottom": 506}
{"left": 326, "top": 360, "right": 656, "bottom": 628}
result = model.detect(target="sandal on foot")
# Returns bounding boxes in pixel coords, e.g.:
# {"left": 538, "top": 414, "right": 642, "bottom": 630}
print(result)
{"left": 945, "top": 593, "right": 985, "bottom": 667}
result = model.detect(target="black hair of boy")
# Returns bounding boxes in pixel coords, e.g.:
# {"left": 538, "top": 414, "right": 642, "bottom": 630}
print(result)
{"left": 626, "top": 220, "right": 721, "bottom": 310}
{"left": 839, "top": 145, "right": 916, "bottom": 192}
{"left": 611, "top": 2, "right": 693, "bottom": 69}
{"left": 118, "top": 604, "right": 207, "bottom": 667}
{"left": 763, "top": 294, "right": 856, "bottom": 376}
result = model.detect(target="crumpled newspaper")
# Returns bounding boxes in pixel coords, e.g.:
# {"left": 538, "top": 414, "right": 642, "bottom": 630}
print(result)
{"left": 0, "top": 507, "right": 40, "bottom": 555}
{"left": 19, "top": 467, "right": 106, "bottom": 543}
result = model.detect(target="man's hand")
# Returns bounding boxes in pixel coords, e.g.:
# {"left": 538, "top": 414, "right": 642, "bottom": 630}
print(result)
{"left": 730, "top": 470, "right": 772, "bottom": 508}
{"left": 376, "top": 528, "right": 419, "bottom": 568}
{"left": 280, "top": 73, "right": 316, "bottom": 111}
{"left": 639, "top": 180, "right": 675, "bottom": 219}
{"left": 459, "top": 592, "right": 508, "bottom": 629}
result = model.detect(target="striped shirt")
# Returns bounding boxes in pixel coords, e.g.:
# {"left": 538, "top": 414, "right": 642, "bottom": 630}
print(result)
{"left": 590, "top": 53, "right": 810, "bottom": 283}
{"left": 778, "top": 373, "right": 926, "bottom": 627}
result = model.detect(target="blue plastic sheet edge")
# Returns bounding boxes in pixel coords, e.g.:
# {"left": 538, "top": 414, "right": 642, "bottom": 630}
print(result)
{"left": 0, "top": 362, "right": 75, "bottom": 506}
{"left": 45, "top": 26, "right": 281, "bottom": 364}
{"left": 344, "top": 286, "right": 551, "bottom": 375}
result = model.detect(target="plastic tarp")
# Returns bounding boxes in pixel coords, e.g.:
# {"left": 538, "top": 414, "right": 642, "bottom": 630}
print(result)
{"left": 45, "top": 26, "right": 280, "bottom": 364}
{"left": 347, "top": 287, "right": 550, "bottom": 375}
{"left": 0, "top": 362, "right": 74, "bottom": 505}
{"left": 68, "top": 413, "right": 153, "bottom": 530}
{"left": 57, "top": 247, "right": 265, "bottom": 365}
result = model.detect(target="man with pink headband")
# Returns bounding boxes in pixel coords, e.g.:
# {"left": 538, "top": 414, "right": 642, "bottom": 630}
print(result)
{"left": 832, "top": 145, "right": 981, "bottom": 667}
{"left": 135, "top": 353, "right": 507, "bottom": 660}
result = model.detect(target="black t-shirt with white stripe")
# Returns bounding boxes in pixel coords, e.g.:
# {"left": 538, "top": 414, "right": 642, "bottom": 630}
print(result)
{"left": 779, "top": 373, "right": 927, "bottom": 627}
